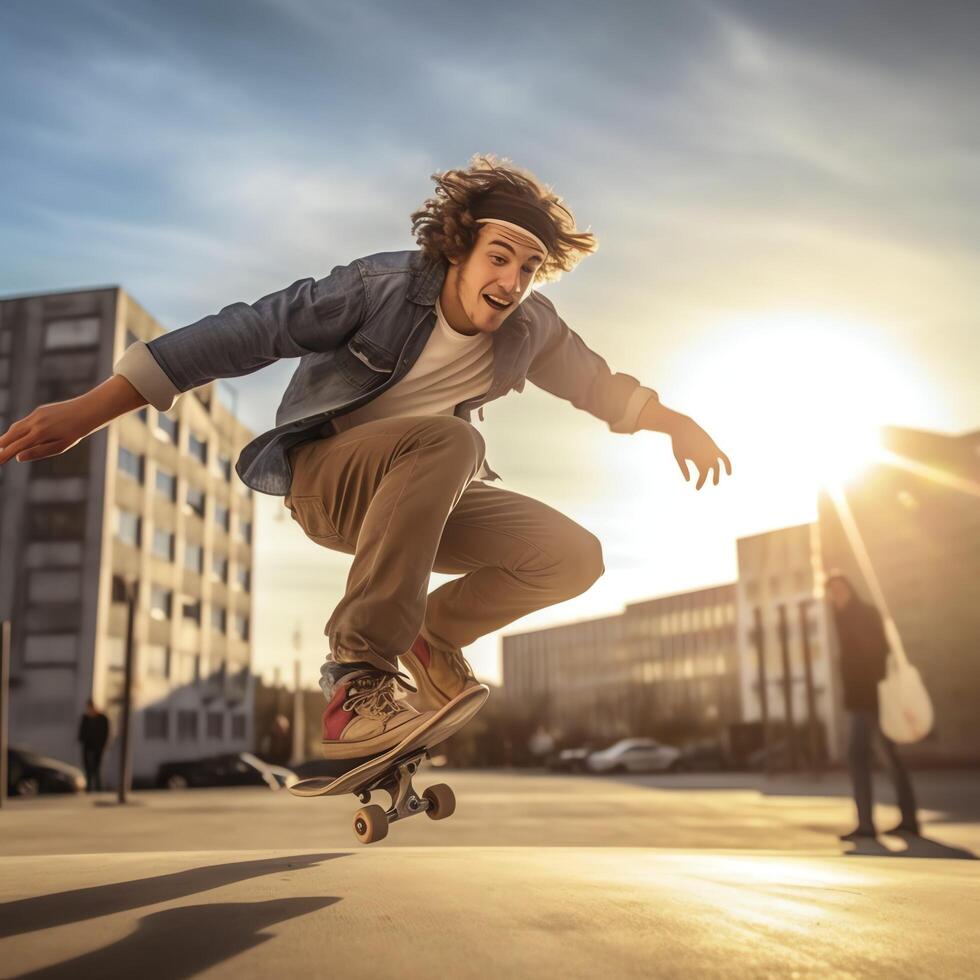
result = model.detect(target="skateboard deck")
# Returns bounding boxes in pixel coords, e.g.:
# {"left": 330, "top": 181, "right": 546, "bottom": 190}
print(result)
{"left": 288, "top": 684, "right": 489, "bottom": 843}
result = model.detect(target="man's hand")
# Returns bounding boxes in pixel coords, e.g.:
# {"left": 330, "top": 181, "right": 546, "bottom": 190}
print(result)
{"left": 0, "top": 375, "right": 149, "bottom": 467}
{"left": 638, "top": 398, "right": 732, "bottom": 489}
{"left": 669, "top": 414, "right": 732, "bottom": 490}
{"left": 0, "top": 399, "right": 100, "bottom": 465}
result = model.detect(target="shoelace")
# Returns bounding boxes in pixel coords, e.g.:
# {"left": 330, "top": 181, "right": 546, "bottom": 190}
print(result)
{"left": 444, "top": 647, "right": 477, "bottom": 684}
{"left": 342, "top": 673, "right": 412, "bottom": 721}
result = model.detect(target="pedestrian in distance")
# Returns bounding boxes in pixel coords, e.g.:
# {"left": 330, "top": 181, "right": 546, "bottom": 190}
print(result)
{"left": 825, "top": 571, "right": 920, "bottom": 841}
{"left": 77, "top": 698, "right": 110, "bottom": 793}
{"left": 0, "top": 155, "right": 732, "bottom": 778}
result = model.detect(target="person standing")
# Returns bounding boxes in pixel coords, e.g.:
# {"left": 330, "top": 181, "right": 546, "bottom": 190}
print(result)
{"left": 825, "top": 572, "right": 920, "bottom": 841}
{"left": 77, "top": 699, "right": 110, "bottom": 793}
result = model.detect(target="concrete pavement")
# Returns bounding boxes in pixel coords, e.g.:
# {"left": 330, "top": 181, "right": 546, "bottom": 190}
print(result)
{"left": 1, "top": 769, "right": 978, "bottom": 978}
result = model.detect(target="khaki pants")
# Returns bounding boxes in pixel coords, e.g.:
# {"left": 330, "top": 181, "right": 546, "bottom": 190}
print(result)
{"left": 284, "top": 415, "right": 604, "bottom": 680}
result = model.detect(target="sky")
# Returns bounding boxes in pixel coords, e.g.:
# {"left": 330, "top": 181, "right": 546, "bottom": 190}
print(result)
{"left": 2, "top": 0, "right": 978, "bottom": 686}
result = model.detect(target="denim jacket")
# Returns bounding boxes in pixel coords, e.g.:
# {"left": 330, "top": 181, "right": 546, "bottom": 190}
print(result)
{"left": 114, "top": 250, "right": 657, "bottom": 495}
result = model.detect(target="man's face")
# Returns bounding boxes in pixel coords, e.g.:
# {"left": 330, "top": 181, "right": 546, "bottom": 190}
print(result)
{"left": 440, "top": 223, "right": 545, "bottom": 335}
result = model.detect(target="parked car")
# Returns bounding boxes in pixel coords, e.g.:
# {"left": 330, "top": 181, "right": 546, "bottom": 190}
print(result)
{"left": 156, "top": 752, "right": 295, "bottom": 790}
{"left": 586, "top": 738, "right": 683, "bottom": 774}
{"left": 549, "top": 747, "right": 594, "bottom": 773}
{"left": 677, "top": 743, "right": 730, "bottom": 772}
{"left": 7, "top": 745, "right": 86, "bottom": 796}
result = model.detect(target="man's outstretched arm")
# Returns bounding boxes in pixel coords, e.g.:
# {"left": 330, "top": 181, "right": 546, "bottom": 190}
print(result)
{"left": 525, "top": 293, "right": 732, "bottom": 490}
{"left": 0, "top": 374, "right": 147, "bottom": 465}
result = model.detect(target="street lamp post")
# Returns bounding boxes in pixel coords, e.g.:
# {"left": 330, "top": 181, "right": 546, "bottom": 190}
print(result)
{"left": 0, "top": 619, "right": 10, "bottom": 808}
{"left": 116, "top": 578, "right": 139, "bottom": 805}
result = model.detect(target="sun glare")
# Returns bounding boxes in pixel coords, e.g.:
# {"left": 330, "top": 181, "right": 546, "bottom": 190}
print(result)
{"left": 671, "top": 312, "right": 930, "bottom": 496}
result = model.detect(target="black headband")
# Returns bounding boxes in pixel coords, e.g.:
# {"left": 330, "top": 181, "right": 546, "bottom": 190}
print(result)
{"left": 470, "top": 191, "right": 558, "bottom": 255}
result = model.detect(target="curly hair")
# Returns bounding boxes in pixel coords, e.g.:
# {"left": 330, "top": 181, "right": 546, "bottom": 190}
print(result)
{"left": 411, "top": 155, "right": 597, "bottom": 282}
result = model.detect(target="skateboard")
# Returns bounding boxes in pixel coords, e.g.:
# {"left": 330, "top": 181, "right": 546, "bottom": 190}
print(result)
{"left": 288, "top": 684, "right": 489, "bottom": 843}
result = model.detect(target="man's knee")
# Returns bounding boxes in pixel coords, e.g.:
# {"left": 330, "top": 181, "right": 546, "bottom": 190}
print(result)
{"left": 417, "top": 416, "right": 485, "bottom": 468}
{"left": 563, "top": 530, "right": 605, "bottom": 596}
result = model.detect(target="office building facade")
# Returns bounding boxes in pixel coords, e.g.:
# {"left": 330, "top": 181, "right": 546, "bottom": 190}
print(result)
{"left": 735, "top": 524, "right": 841, "bottom": 762}
{"left": 502, "top": 584, "right": 739, "bottom": 744}
{"left": 0, "top": 286, "right": 256, "bottom": 784}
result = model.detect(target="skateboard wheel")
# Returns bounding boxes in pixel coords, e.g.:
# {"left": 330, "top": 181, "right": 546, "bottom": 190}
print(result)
{"left": 422, "top": 783, "right": 455, "bottom": 820}
{"left": 353, "top": 804, "right": 389, "bottom": 844}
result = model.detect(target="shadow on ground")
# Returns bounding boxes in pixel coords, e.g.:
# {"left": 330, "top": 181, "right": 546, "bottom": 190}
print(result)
{"left": 9, "top": 898, "right": 341, "bottom": 980}
{"left": 843, "top": 834, "right": 976, "bottom": 860}
{"left": 0, "top": 853, "right": 346, "bottom": 939}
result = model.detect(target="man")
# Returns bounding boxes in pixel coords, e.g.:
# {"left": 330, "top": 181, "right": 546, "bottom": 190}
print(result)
{"left": 0, "top": 156, "right": 731, "bottom": 773}
{"left": 78, "top": 699, "right": 110, "bottom": 792}
{"left": 825, "top": 572, "right": 920, "bottom": 840}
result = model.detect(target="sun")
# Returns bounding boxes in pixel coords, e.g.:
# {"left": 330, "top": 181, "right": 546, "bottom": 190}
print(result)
{"left": 668, "top": 312, "right": 930, "bottom": 495}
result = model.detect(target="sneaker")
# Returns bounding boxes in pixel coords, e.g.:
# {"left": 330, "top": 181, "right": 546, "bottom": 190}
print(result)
{"left": 838, "top": 827, "right": 877, "bottom": 842}
{"left": 321, "top": 669, "right": 435, "bottom": 761}
{"left": 400, "top": 635, "right": 483, "bottom": 711}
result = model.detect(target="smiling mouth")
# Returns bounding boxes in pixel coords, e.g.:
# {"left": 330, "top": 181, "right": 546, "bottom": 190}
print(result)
{"left": 482, "top": 293, "right": 512, "bottom": 312}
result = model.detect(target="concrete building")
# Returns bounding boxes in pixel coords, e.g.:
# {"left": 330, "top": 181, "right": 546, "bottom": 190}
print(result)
{"left": 501, "top": 584, "right": 739, "bottom": 744}
{"left": 735, "top": 524, "right": 842, "bottom": 762}
{"left": 0, "top": 286, "right": 256, "bottom": 785}
{"left": 817, "top": 425, "right": 980, "bottom": 765}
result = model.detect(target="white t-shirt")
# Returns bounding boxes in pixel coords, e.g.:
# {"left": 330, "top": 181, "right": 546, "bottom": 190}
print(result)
{"left": 331, "top": 299, "right": 494, "bottom": 436}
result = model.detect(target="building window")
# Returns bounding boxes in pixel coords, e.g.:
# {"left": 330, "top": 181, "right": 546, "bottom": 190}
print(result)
{"left": 28, "top": 570, "right": 83, "bottom": 603}
{"left": 115, "top": 507, "right": 142, "bottom": 547}
{"left": 144, "top": 709, "right": 169, "bottom": 740}
{"left": 214, "top": 504, "right": 230, "bottom": 532}
{"left": 43, "top": 316, "right": 101, "bottom": 350}
{"left": 184, "top": 542, "right": 204, "bottom": 574}
{"left": 212, "top": 554, "right": 228, "bottom": 583}
{"left": 106, "top": 635, "right": 126, "bottom": 670}
{"left": 189, "top": 432, "right": 207, "bottom": 465}
{"left": 152, "top": 528, "right": 175, "bottom": 561}
{"left": 231, "top": 714, "right": 247, "bottom": 740}
{"left": 23, "top": 633, "right": 78, "bottom": 665}
{"left": 182, "top": 599, "right": 202, "bottom": 624}
{"left": 28, "top": 502, "right": 87, "bottom": 541}
{"left": 211, "top": 606, "right": 227, "bottom": 634}
{"left": 236, "top": 566, "right": 250, "bottom": 592}
{"left": 155, "top": 467, "right": 177, "bottom": 501}
{"left": 150, "top": 585, "right": 173, "bottom": 620}
{"left": 239, "top": 520, "right": 252, "bottom": 545}
{"left": 145, "top": 643, "right": 170, "bottom": 678}
{"left": 185, "top": 486, "right": 205, "bottom": 518}
{"left": 234, "top": 613, "right": 249, "bottom": 642}
{"left": 30, "top": 442, "right": 90, "bottom": 479}
{"left": 216, "top": 453, "right": 232, "bottom": 481}
{"left": 177, "top": 710, "right": 199, "bottom": 741}
{"left": 118, "top": 446, "right": 145, "bottom": 483}
{"left": 177, "top": 652, "right": 201, "bottom": 684}
{"left": 206, "top": 712, "right": 224, "bottom": 739}
{"left": 157, "top": 412, "right": 179, "bottom": 444}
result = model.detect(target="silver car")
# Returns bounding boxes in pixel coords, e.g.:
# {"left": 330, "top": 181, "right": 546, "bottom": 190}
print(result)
{"left": 586, "top": 738, "right": 682, "bottom": 774}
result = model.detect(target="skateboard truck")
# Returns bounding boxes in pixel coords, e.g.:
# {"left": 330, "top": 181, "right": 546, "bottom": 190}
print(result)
{"left": 351, "top": 748, "right": 456, "bottom": 844}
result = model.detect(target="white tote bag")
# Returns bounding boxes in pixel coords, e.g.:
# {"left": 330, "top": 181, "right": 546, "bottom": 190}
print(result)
{"left": 877, "top": 619, "right": 934, "bottom": 744}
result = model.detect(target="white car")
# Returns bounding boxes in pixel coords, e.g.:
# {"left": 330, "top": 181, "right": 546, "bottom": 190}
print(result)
{"left": 586, "top": 738, "right": 683, "bottom": 774}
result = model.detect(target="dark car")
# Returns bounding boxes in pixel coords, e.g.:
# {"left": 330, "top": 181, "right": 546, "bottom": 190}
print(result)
{"left": 7, "top": 745, "right": 86, "bottom": 796}
{"left": 156, "top": 752, "right": 295, "bottom": 790}
{"left": 677, "top": 743, "right": 730, "bottom": 772}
